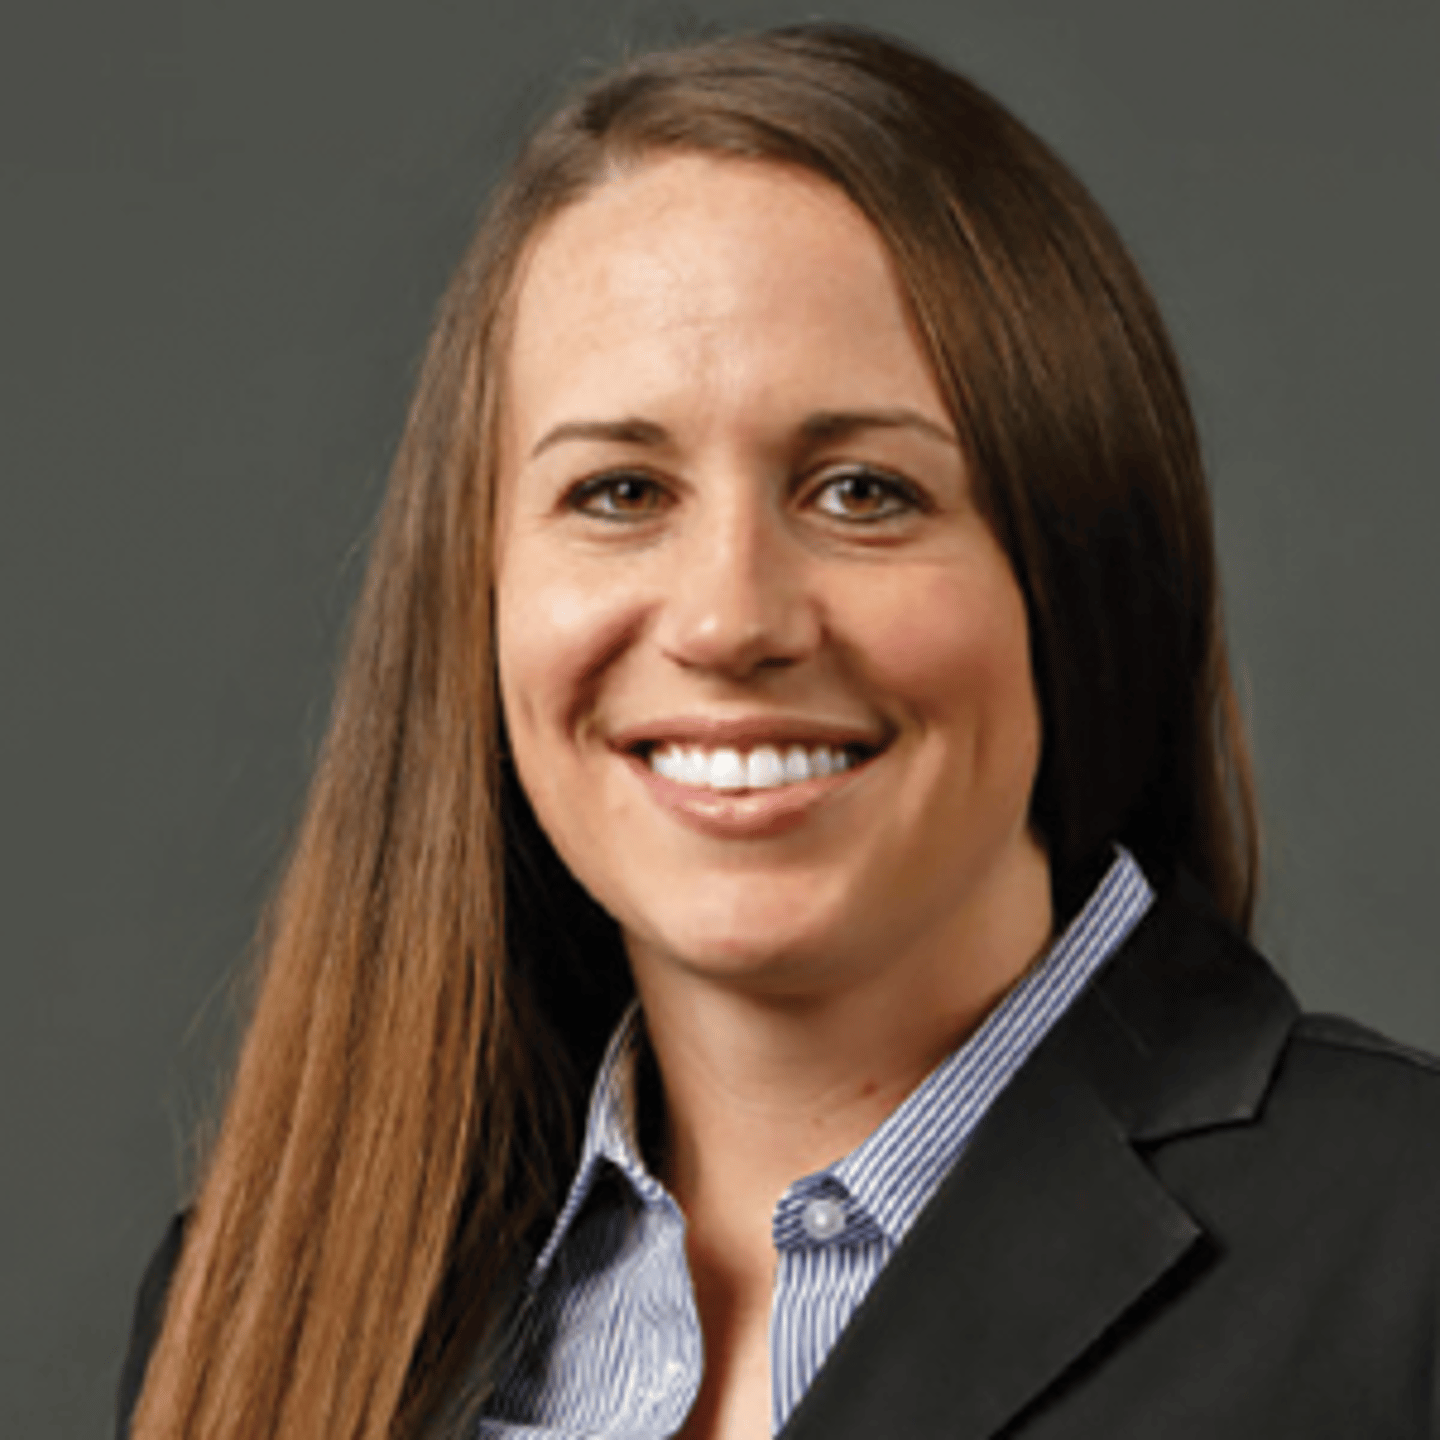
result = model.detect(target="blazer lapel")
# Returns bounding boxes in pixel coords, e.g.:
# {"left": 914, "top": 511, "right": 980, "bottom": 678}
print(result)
{"left": 779, "top": 880, "right": 1297, "bottom": 1440}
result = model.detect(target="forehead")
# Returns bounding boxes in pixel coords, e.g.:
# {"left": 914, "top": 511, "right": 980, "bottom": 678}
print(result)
{"left": 514, "top": 152, "right": 890, "bottom": 313}
{"left": 502, "top": 152, "right": 946, "bottom": 440}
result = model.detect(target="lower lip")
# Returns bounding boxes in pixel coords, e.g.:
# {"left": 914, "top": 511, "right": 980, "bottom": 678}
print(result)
{"left": 623, "top": 752, "right": 872, "bottom": 839}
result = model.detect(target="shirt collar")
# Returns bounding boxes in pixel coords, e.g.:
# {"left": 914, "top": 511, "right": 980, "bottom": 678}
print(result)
{"left": 827, "top": 847, "right": 1154, "bottom": 1243}
{"left": 530, "top": 1003, "right": 660, "bottom": 1281}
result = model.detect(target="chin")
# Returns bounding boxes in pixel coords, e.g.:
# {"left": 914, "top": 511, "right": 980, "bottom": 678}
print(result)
{"left": 621, "top": 881, "right": 863, "bottom": 992}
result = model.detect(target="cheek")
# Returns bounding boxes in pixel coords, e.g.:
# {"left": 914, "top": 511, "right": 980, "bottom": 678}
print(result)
{"left": 846, "top": 563, "right": 1037, "bottom": 735}
{"left": 495, "top": 543, "right": 646, "bottom": 747}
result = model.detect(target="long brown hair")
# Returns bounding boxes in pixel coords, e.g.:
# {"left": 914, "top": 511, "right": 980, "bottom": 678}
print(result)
{"left": 133, "top": 23, "right": 1257, "bottom": 1439}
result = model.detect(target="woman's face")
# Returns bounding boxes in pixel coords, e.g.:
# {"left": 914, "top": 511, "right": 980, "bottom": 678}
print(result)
{"left": 495, "top": 154, "right": 1048, "bottom": 997}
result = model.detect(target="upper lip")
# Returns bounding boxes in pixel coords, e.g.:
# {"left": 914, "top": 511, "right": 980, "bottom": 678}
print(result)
{"left": 608, "top": 715, "right": 892, "bottom": 755}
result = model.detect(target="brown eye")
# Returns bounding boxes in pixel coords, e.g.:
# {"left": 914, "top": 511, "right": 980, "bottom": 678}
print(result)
{"left": 570, "top": 472, "right": 669, "bottom": 520}
{"left": 813, "top": 469, "right": 920, "bottom": 522}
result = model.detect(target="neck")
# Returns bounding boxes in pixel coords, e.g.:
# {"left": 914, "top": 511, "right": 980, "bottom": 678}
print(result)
{"left": 628, "top": 840, "right": 1053, "bottom": 1226}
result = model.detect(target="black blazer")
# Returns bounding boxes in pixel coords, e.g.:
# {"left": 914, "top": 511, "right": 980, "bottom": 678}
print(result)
{"left": 119, "top": 878, "right": 1440, "bottom": 1437}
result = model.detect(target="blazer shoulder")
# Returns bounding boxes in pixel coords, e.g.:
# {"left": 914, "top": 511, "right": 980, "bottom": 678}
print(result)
{"left": 1262, "top": 1010, "right": 1440, "bottom": 1180}
{"left": 116, "top": 1212, "right": 187, "bottom": 1439}
{"left": 1290, "top": 1010, "right": 1440, "bottom": 1076}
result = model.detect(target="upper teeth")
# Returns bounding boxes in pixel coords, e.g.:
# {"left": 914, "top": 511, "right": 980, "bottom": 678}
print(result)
{"left": 650, "top": 743, "right": 854, "bottom": 790}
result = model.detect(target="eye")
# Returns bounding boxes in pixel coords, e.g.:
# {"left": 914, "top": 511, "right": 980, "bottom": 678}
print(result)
{"left": 811, "top": 468, "right": 924, "bottom": 523}
{"left": 567, "top": 471, "right": 670, "bottom": 522}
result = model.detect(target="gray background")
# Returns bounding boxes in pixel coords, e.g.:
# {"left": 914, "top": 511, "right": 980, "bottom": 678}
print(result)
{"left": 3, "top": 0, "right": 1436, "bottom": 1432}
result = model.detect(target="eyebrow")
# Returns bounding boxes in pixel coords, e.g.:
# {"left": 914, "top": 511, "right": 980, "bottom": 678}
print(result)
{"left": 528, "top": 407, "right": 959, "bottom": 460}
{"left": 529, "top": 417, "right": 669, "bottom": 460}
{"left": 799, "top": 408, "right": 959, "bottom": 449}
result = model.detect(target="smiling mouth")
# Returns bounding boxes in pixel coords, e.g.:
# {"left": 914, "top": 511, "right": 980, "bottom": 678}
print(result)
{"left": 636, "top": 740, "right": 880, "bottom": 792}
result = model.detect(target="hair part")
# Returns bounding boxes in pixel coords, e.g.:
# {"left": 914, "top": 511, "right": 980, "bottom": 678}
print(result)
{"left": 133, "top": 24, "right": 1257, "bottom": 1440}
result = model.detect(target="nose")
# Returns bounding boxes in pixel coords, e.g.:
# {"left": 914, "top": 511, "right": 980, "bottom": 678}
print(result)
{"left": 656, "top": 487, "right": 821, "bottom": 679}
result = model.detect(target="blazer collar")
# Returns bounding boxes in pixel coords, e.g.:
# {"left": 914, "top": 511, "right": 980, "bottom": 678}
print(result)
{"left": 779, "top": 876, "right": 1299, "bottom": 1440}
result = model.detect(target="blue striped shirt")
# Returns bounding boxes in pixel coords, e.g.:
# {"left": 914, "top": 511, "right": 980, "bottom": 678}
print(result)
{"left": 478, "top": 850, "right": 1154, "bottom": 1437}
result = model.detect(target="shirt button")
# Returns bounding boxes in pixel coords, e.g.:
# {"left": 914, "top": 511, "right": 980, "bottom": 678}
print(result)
{"left": 801, "top": 1196, "right": 846, "bottom": 1242}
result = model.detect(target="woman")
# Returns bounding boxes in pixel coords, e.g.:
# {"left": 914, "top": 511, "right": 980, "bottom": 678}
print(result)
{"left": 121, "top": 23, "right": 1440, "bottom": 1440}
